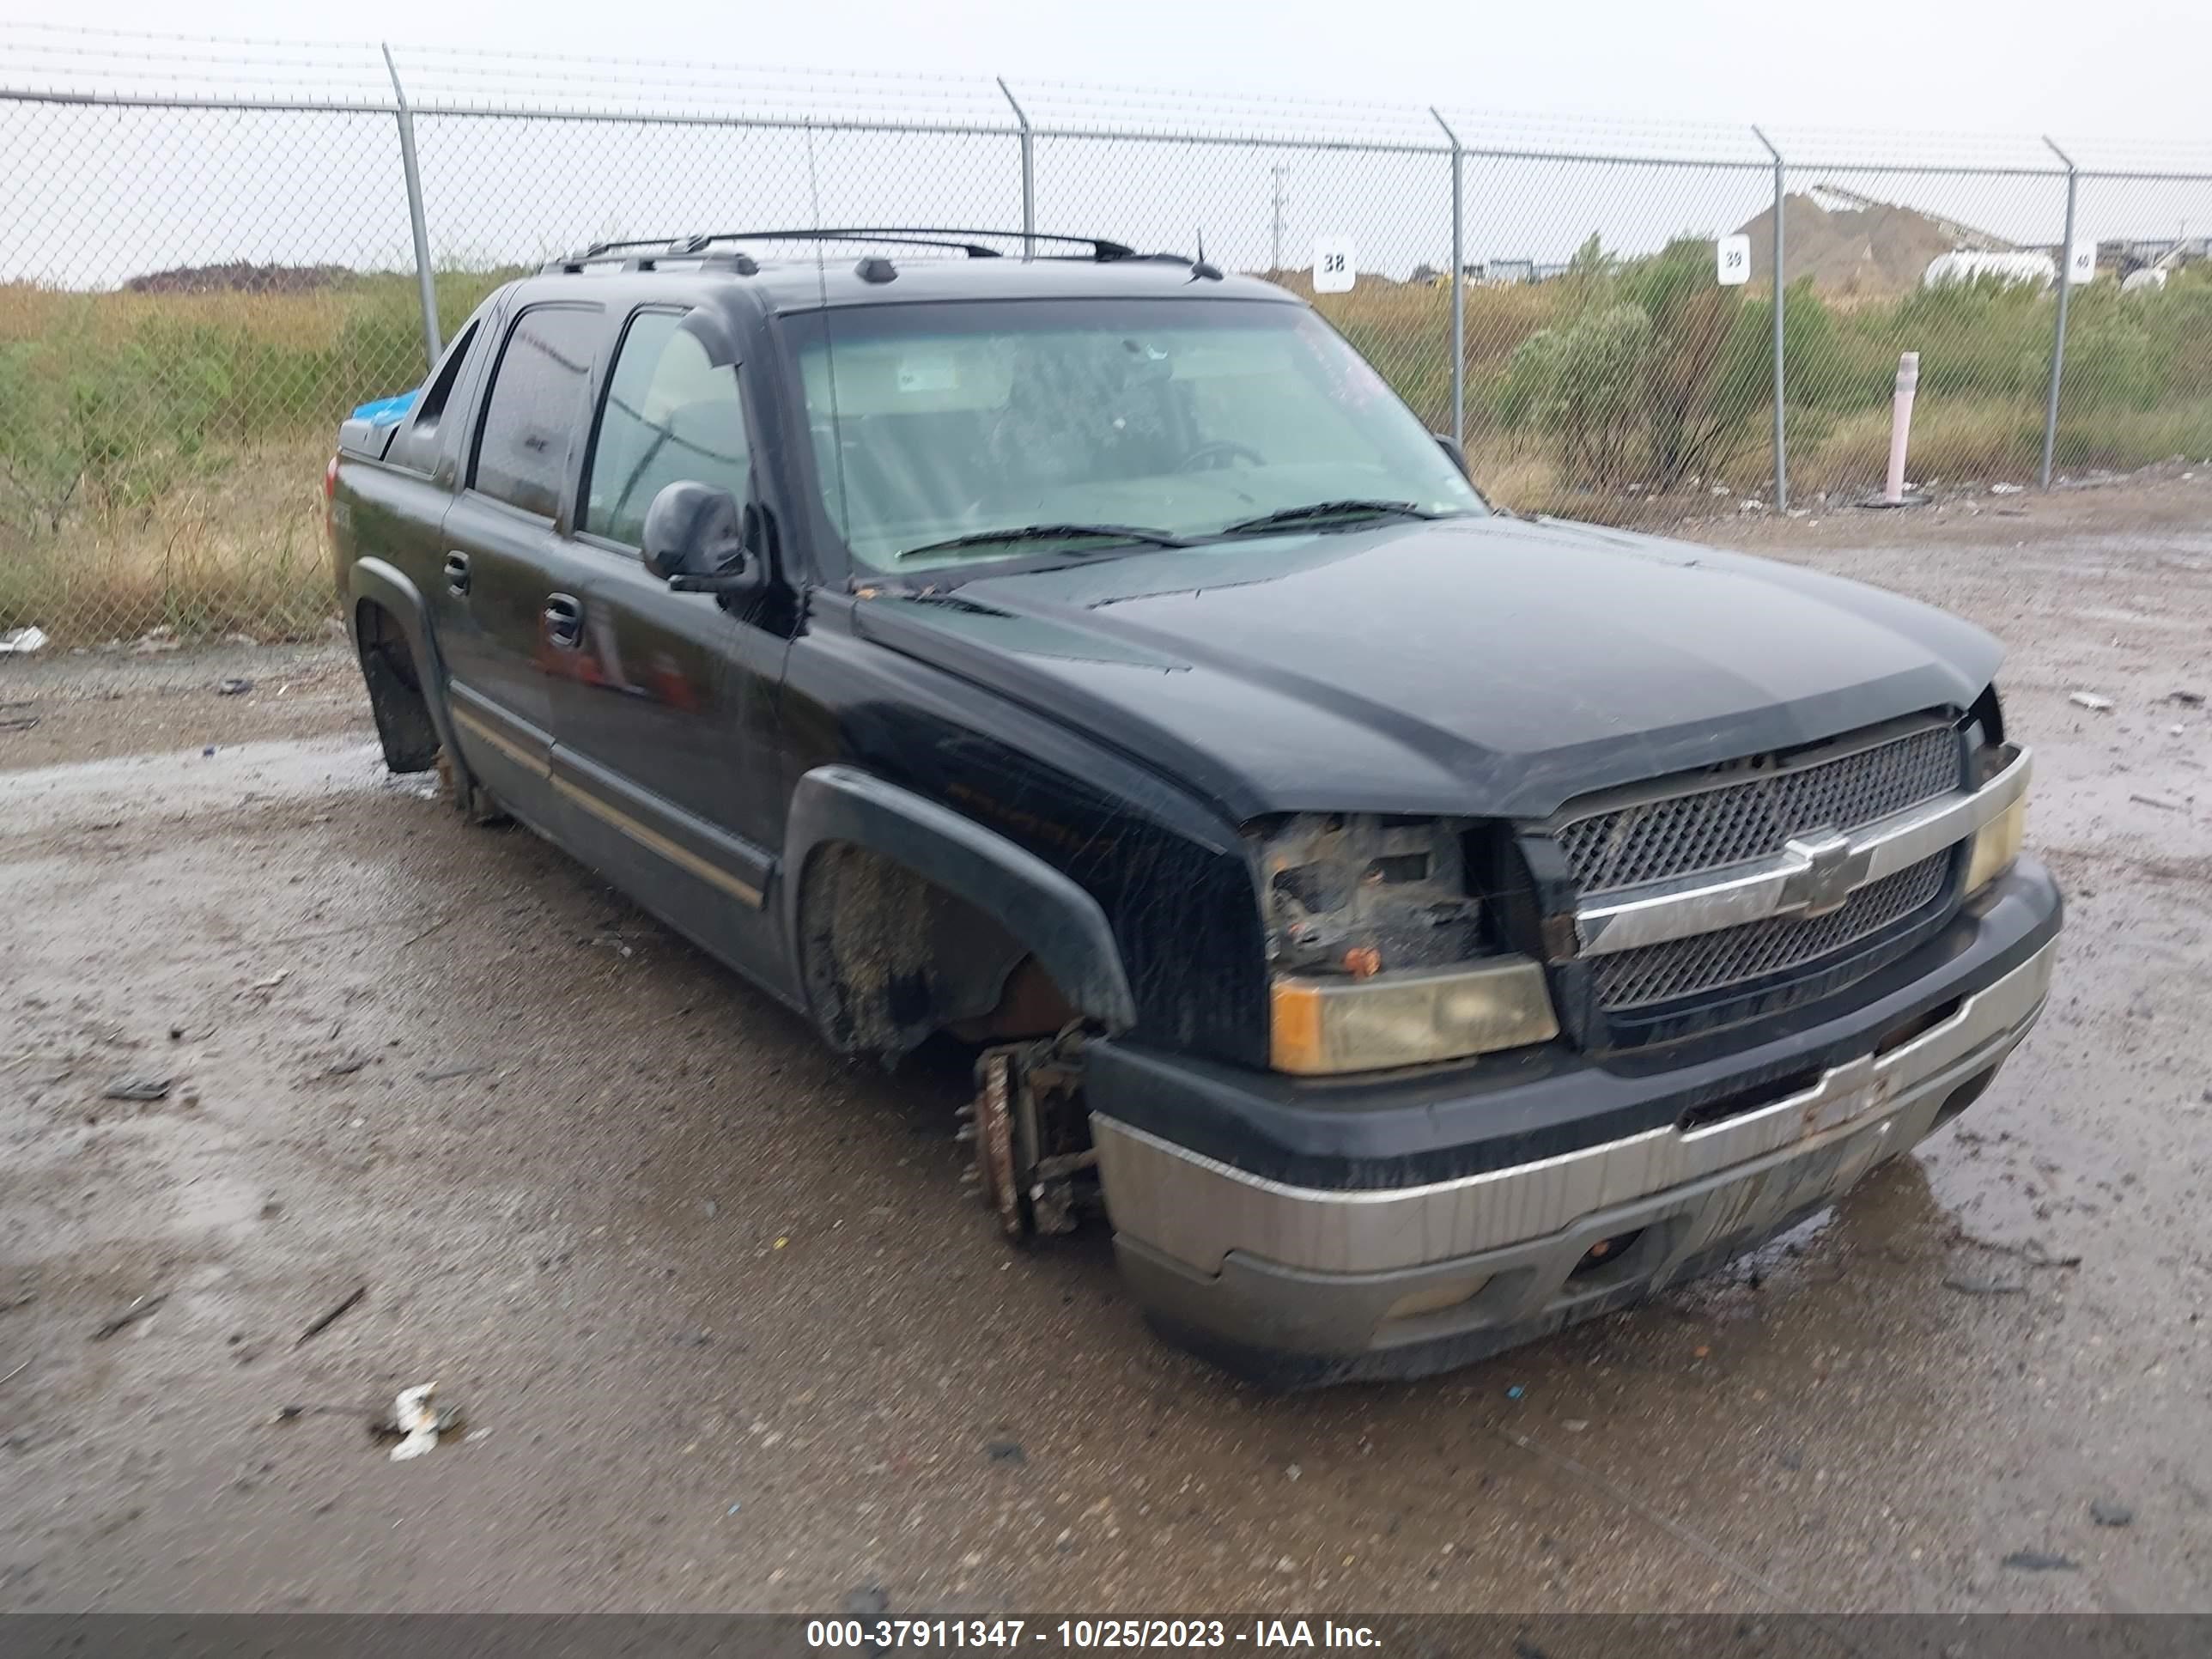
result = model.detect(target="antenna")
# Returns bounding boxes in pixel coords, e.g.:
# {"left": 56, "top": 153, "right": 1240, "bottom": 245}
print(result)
{"left": 1196, "top": 227, "right": 1206, "bottom": 264}
{"left": 803, "top": 123, "right": 852, "bottom": 554}
{"left": 1269, "top": 164, "right": 1288, "bottom": 274}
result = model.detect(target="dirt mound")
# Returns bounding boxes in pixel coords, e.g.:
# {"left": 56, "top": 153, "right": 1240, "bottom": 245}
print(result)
{"left": 124, "top": 261, "right": 349, "bottom": 295}
{"left": 1734, "top": 193, "right": 1958, "bottom": 295}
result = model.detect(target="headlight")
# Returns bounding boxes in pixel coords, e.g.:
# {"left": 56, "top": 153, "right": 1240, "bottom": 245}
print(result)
{"left": 1270, "top": 960, "right": 1559, "bottom": 1074}
{"left": 1962, "top": 735, "right": 2028, "bottom": 895}
{"left": 1965, "top": 793, "right": 2027, "bottom": 894}
{"left": 1251, "top": 813, "right": 1558, "bottom": 1073}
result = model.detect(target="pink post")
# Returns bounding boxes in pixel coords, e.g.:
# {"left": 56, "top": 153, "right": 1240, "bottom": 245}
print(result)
{"left": 1884, "top": 351, "right": 1920, "bottom": 505}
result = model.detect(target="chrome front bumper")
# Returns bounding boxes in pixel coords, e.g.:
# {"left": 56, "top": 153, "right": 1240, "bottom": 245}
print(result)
{"left": 1097, "top": 936, "right": 2055, "bottom": 1384}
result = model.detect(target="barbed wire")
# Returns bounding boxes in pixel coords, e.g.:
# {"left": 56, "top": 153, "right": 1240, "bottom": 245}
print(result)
{"left": 4, "top": 21, "right": 2205, "bottom": 170}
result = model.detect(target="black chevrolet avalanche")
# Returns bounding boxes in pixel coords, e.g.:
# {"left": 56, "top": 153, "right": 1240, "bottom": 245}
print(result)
{"left": 329, "top": 230, "right": 2060, "bottom": 1386}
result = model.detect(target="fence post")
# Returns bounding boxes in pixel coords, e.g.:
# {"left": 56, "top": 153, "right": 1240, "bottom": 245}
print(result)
{"left": 2039, "top": 137, "right": 2078, "bottom": 489}
{"left": 997, "top": 78, "right": 1036, "bottom": 260}
{"left": 1752, "top": 126, "right": 1787, "bottom": 511}
{"left": 1431, "top": 109, "right": 1465, "bottom": 447}
{"left": 382, "top": 44, "right": 441, "bottom": 371}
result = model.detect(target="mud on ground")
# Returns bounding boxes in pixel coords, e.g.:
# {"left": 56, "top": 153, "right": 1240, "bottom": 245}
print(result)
{"left": 1, "top": 477, "right": 2208, "bottom": 1613}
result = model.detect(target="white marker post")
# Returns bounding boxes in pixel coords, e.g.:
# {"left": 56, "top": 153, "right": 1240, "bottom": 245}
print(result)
{"left": 1884, "top": 352, "right": 1920, "bottom": 506}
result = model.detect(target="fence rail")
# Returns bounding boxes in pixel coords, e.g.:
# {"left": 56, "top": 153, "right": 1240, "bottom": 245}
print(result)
{"left": 5, "top": 23, "right": 2212, "bottom": 644}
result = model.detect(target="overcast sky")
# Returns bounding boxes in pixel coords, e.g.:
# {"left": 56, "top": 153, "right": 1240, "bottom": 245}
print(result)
{"left": 7, "top": 0, "right": 2210, "bottom": 289}
{"left": 9, "top": 0, "right": 2212, "bottom": 144}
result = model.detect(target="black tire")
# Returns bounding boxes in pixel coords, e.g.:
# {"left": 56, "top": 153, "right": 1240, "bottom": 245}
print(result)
{"left": 355, "top": 614, "right": 441, "bottom": 774}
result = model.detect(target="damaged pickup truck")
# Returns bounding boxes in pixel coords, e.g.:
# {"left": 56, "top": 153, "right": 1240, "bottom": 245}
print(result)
{"left": 328, "top": 229, "right": 2060, "bottom": 1385}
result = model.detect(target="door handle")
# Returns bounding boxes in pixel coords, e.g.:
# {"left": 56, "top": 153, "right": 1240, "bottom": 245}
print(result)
{"left": 443, "top": 551, "right": 471, "bottom": 597}
{"left": 544, "top": 592, "right": 584, "bottom": 650}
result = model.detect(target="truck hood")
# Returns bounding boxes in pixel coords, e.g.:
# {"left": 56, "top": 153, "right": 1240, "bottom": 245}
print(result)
{"left": 853, "top": 514, "right": 2002, "bottom": 822}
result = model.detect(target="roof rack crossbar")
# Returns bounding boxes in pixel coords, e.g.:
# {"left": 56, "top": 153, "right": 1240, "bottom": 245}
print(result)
{"left": 539, "top": 246, "right": 755, "bottom": 275}
{"left": 546, "top": 228, "right": 1138, "bottom": 270}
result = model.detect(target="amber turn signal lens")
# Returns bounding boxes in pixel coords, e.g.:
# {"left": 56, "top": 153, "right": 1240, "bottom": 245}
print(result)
{"left": 1269, "top": 959, "right": 1559, "bottom": 1075}
{"left": 1965, "top": 793, "right": 2027, "bottom": 896}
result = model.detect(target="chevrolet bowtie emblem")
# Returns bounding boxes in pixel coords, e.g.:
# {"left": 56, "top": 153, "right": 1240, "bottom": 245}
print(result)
{"left": 1785, "top": 830, "right": 1859, "bottom": 916}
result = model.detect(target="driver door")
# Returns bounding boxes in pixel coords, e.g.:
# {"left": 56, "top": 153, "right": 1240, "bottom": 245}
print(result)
{"left": 550, "top": 305, "right": 792, "bottom": 984}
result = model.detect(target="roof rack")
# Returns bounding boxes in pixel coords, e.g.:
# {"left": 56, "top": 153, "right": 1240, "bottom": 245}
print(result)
{"left": 544, "top": 228, "right": 1139, "bottom": 274}
{"left": 544, "top": 246, "right": 758, "bottom": 276}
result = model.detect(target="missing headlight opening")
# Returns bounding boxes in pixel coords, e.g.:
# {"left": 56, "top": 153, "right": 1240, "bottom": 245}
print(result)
{"left": 1254, "top": 814, "right": 1486, "bottom": 975}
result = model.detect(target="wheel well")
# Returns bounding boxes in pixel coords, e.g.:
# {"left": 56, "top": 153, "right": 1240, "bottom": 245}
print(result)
{"left": 354, "top": 599, "right": 441, "bottom": 774}
{"left": 798, "top": 842, "right": 1078, "bottom": 1063}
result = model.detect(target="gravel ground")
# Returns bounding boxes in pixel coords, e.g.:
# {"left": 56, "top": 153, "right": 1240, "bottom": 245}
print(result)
{"left": 0, "top": 638, "right": 358, "bottom": 768}
{"left": 2, "top": 477, "right": 2209, "bottom": 1614}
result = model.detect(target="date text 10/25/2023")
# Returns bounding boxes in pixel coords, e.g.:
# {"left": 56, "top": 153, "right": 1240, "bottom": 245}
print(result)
{"left": 805, "top": 1620, "right": 1384, "bottom": 1650}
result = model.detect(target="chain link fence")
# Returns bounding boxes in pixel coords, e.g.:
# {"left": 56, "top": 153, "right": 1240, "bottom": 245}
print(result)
{"left": 6, "top": 24, "right": 2212, "bottom": 647}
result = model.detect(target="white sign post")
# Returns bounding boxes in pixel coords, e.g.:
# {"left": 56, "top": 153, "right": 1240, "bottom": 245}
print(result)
{"left": 2068, "top": 240, "right": 2097, "bottom": 284}
{"left": 1884, "top": 352, "right": 1920, "bottom": 506}
{"left": 1717, "top": 234, "right": 1753, "bottom": 287}
{"left": 1313, "top": 238, "right": 1355, "bottom": 294}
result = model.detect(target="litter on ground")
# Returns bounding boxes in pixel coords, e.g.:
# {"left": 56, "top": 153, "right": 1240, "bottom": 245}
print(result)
{"left": 380, "top": 1382, "right": 459, "bottom": 1462}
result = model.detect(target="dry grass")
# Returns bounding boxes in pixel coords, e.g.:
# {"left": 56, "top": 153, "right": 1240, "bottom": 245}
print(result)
{"left": 0, "top": 438, "right": 334, "bottom": 645}
{"left": 1796, "top": 401, "right": 2040, "bottom": 496}
{"left": 0, "top": 283, "right": 374, "bottom": 353}
{"left": 5, "top": 266, "right": 2209, "bottom": 644}
{"left": 1462, "top": 437, "right": 1561, "bottom": 514}
{"left": 1792, "top": 395, "right": 2212, "bottom": 498}
{"left": 0, "top": 276, "right": 454, "bottom": 643}
{"left": 1306, "top": 277, "right": 1559, "bottom": 371}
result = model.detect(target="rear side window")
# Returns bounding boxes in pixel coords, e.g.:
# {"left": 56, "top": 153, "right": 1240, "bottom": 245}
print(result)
{"left": 412, "top": 317, "right": 480, "bottom": 434}
{"left": 583, "top": 309, "right": 750, "bottom": 548}
{"left": 472, "top": 305, "right": 602, "bottom": 519}
{"left": 387, "top": 316, "right": 483, "bottom": 474}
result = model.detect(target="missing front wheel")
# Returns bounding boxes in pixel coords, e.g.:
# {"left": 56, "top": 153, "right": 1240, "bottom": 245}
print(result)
{"left": 966, "top": 1032, "right": 1100, "bottom": 1240}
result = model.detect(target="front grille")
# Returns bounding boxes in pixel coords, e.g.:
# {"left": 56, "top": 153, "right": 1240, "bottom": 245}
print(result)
{"left": 1591, "top": 850, "right": 1950, "bottom": 1011}
{"left": 1557, "top": 723, "right": 1959, "bottom": 895}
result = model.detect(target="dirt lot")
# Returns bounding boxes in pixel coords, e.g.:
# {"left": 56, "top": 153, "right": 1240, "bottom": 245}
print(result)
{"left": 3, "top": 478, "right": 2209, "bottom": 1614}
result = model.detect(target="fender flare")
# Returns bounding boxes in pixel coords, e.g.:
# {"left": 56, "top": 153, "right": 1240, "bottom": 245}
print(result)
{"left": 349, "top": 556, "right": 464, "bottom": 758}
{"left": 781, "top": 765, "right": 1138, "bottom": 1034}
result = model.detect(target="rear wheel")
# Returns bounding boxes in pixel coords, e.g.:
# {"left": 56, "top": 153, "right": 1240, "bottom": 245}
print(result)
{"left": 355, "top": 603, "right": 440, "bottom": 773}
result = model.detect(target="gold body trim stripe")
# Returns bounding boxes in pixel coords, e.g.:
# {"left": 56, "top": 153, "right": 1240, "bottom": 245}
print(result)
{"left": 451, "top": 704, "right": 542, "bottom": 775}
{"left": 451, "top": 703, "right": 763, "bottom": 908}
{"left": 552, "top": 775, "right": 765, "bottom": 908}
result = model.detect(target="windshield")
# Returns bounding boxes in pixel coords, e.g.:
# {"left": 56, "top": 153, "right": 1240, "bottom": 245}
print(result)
{"left": 788, "top": 298, "right": 1485, "bottom": 572}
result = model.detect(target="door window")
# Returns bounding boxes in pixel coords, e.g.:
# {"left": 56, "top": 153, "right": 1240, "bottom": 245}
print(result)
{"left": 584, "top": 309, "right": 751, "bottom": 548}
{"left": 471, "top": 305, "right": 602, "bottom": 519}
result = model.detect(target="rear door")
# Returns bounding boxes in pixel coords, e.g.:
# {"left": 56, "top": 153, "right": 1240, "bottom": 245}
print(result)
{"left": 438, "top": 301, "right": 605, "bottom": 821}
{"left": 550, "top": 304, "right": 793, "bottom": 986}
{"left": 347, "top": 307, "right": 489, "bottom": 680}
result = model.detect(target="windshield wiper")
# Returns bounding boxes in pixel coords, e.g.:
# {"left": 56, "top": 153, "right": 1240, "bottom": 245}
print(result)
{"left": 1216, "top": 500, "right": 1449, "bottom": 538}
{"left": 892, "top": 522, "right": 1191, "bottom": 562}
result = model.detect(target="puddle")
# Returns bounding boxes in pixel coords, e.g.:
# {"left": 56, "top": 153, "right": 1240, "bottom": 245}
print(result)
{"left": 2, "top": 738, "right": 400, "bottom": 838}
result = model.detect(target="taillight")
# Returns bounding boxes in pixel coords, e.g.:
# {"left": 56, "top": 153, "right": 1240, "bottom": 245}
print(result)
{"left": 324, "top": 454, "right": 340, "bottom": 502}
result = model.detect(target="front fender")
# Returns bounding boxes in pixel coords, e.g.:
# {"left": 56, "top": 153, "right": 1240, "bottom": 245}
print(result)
{"left": 781, "top": 764, "right": 1139, "bottom": 1033}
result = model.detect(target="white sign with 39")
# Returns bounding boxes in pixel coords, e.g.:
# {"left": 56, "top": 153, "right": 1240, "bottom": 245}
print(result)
{"left": 1717, "top": 234, "right": 1753, "bottom": 287}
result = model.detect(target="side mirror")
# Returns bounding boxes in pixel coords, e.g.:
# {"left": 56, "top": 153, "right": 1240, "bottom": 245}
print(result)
{"left": 1433, "top": 432, "right": 1471, "bottom": 479}
{"left": 641, "top": 481, "right": 763, "bottom": 598}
